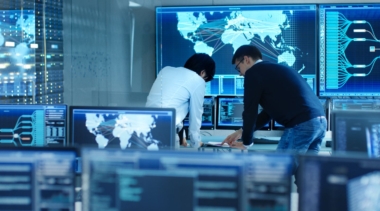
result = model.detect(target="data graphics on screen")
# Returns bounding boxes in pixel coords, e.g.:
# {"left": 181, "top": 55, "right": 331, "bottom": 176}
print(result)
{"left": 82, "top": 149, "right": 293, "bottom": 211}
{"left": 0, "top": 10, "right": 36, "bottom": 97}
{"left": 0, "top": 104, "right": 67, "bottom": 147}
{"left": 156, "top": 5, "right": 318, "bottom": 95}
{"left": 332, "top": 110, "right": 380, "bottom": 157}
{"left": 299, "top": 155, "right": 380, "bottom": 211}
{"left": 319, "top": 4, "right": 380, "bottom": 96}
{"left": 70, "top": 107, "right": 176, "bottom": 150}
{"left": 0, "top": 149, "right": 76, "bottom": 211}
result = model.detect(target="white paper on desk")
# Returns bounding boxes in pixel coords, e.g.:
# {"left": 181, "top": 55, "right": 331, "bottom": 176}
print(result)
{"left": 205, "top": 142, "right": 230, "bottom": 147}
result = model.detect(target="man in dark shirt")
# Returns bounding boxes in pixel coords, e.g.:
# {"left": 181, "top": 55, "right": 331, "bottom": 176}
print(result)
{"left": 222, "top": 44, "right": 326, "bottom": 154}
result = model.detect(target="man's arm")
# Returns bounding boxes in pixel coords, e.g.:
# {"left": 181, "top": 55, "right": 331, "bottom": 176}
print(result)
{"left": 241, "top": 71, "right": 262, "bottom": 146}
{"left": 188, "top": 82, "right": 205, "bottom": 148}
{"left": 255, "top": 110, "right": 272, "bottom": 130}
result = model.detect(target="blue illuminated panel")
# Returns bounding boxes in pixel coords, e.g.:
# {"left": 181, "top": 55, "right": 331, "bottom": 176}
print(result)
{"left": 0, "top": 104, "right": 67, "bottom": 146}
{"left": 319, "top": 4, "right": 380, "bottom": 96}
{"left": 82, "top": 149, "right": 293, "bottom": 211}
{"left": 0, "top": 148, "right": 76, "bottom": 210}
{"left": 156, "top": 5, "right": 317, "bottom": 95}
{"left": 70, "top": 106, "right": 176, "bottom": 149}
{"left": 299, "top": 155, "right": 380, "bottom": 211}
{"left": 216, "top": 96, "right": 270, "bottom": 130}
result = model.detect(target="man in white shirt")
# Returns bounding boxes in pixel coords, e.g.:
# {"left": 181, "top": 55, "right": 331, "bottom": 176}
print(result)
{"left": 146, "top": 53, "right": 215, "bottom": 148}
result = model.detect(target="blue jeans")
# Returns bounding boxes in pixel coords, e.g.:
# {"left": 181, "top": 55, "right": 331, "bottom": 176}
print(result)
{"left": 276, "top": 116, "right": 327, "bottom": 188}
{"left": 277, "top": 116, "right": 327, "bottom": 154}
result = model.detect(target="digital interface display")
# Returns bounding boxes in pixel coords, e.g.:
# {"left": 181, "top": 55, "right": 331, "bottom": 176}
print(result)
{"left": 319, "top": 4, "right": 380, "bottom": 96}
{"left": 70, "top": 106, "right": 176, "bottom": 150}
{"left": 299, "top": 155, "right": 380, "bottom": 211}
{"left": 81, "top": 149, "right": 293, "bottom": 211}
{"left": 0, "top": 148, "right": 76, "bottom": 211}
{"left": 216, "top": 96, "right": 270, "bottom": 130}
{"left": 183, "top": 96, "right": 214, "bottom": 129}
{"left": 332, "top": 99, "right": 380, "bottom": 110}
{"left": 156, "top": 5, "right": 317, "bottom": 95}
{"left": 332, "top": 110, "right": 380, "bottom": 157}
{"left": 0, "top": 104, "right": 67, "bottom": 146}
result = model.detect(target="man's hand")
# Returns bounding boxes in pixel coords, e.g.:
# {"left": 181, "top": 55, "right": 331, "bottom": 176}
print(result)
{"left": 222, "top": 129, "right": 243, "bottom": 146}
{"left": 230, "top": 142, "right": 247, "bottom": 150}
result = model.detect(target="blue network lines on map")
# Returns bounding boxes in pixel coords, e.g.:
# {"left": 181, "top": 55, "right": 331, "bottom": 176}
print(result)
{"left": 0, "top": 110, "right": 44, "bottom": 146}
{"left": 157, "top": 5, "right": 317, "bottom": 95}
{"left": 326, "top": 12, "right": 380, "bottom": 89}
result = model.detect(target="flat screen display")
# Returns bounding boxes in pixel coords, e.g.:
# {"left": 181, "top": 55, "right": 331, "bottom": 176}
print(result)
{"left": 332, "top": 110, "right": 380, "bottom": 157}
{"left": 69, "top": 106, "right": 176, "bottom": 150}
{"left": 216, "top": 96, "right": 270, "bottom": 130}
{"left": 0, "top": 104, "right": 67, "bottom": 146}
{"left": 0, "top": 148, "right": 76, "bottom": 210}
{"left": 299, "top": 154, "right": 380, "bottom": 211}
{"left": 156, "top": 5, "right": 317, "bottom": 95}
{"left": 82, "top": 148, "right": 293, "bottom": 211}
{"left": 319, "top": 4, "right": 380, "bottom": 96}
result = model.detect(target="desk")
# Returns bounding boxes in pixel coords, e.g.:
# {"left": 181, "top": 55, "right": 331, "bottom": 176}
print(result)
{"left": 196, "top": 132, "right": 332, "bottom": 155}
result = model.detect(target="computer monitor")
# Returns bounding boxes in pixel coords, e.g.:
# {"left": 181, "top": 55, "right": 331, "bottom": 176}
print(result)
{"left": 0, "top": 147, "right": 76, "bottom": 210}
{"left": 331, "top": 99, "right": 380, "bottom": 110}
{"left": 319, "top": 4, "right": 380, "bottom": 97}
{"left": 216, "top": 96, "right": 270, "bottom": 130}
{"left": 331, "top": 110, "right": 380, "bottom": 157}
{"left": 0, "top": 104, "right": 67, "bottom": 147}
{"left": 183, "top": 96, "right": 215, "bottom": 129}
{"left": 81, "top": 148, "right": 293, "bottom": 211}
{"left": 69, "top": 106, "right": 176, "bottom": 150}
{"left": 298, "top": 154, "right": 380, "bottom": 211}
{"left": 156, "top": 4, "right": 317, "bottom": 95}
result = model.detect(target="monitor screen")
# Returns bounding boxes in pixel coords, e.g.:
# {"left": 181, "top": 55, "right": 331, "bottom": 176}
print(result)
{"left": 156, "top": 5, "right": 318, "bottom": 95}
{"left": 81, "top": 148, "right": 293, "bottom": 211}
{"left": 183, "top": 96, "right": 215, "bottom": 129}
{"left": 0, "top": 104, "right": 67, "bottom": 147}
{"left": 331, "top": 99, "right": 380, "bottom": 110}
{"left": 69, "top": 106, "right": 176, "bottom": 150}
{"left": 298, "top": 154, "right": 380, "bottom": 211}
{"left": 0, "top": 148, "right": 76, "bottom": 210}
{"left": 216, "top": 96, "right": 270, "bottom": 130}
{"left": 319, "top": 4, "right": 380, "bottom": 97}
{"left": 332, "top": 110, "right": 380, "bottom": 157}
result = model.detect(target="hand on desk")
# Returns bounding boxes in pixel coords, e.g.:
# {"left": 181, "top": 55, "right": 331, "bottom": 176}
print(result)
{"left": 222, "top": 129, "right": 243, "bottom": 146}
{"left": 230, "top": 142, "right": 247, "bottom": 150}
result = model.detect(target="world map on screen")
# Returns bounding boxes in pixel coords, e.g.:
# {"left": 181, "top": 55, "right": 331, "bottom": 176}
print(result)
{"left": 177, "top": 10, "right": 301, "bottom": 71}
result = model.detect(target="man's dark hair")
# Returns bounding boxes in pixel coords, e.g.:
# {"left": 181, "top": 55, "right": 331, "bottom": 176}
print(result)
{"left": 184, "top": 53, "right": 216, "bottom": 82}
{"left": 231, "top": 45, "right": 263, "bottom": 64}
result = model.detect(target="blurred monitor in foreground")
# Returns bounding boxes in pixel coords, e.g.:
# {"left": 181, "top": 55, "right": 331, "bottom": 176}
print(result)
{"left": 81, "top": 148, "right": 294, "bottom": 211}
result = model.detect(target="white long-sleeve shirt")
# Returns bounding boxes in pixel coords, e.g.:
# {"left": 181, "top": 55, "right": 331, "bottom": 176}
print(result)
{"left": 146, "top": 66, "right": 205, "bottom": 147}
